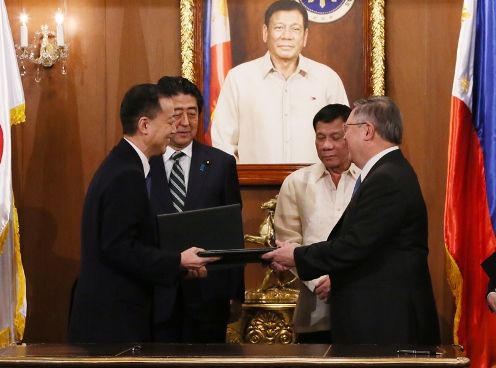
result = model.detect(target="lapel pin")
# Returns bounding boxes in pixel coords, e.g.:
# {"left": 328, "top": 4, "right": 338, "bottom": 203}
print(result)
{"left": 200, "top": 161, "right": 210, "bottom": 173}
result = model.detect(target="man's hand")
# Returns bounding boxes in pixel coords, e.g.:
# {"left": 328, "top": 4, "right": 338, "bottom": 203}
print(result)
{"left": 180, "top": 247, "right": 220, "bottom": 270}
{"left": 184, "top": 267, "right": 208, "bottom": 279}
{"left": 314, "top": 276, "right": 330, "bottom": 301}
{"left": 261, "top": 239, "right": 298, "bottom": 271}
{"left": 487, "top": 291, "right": 496, "bottom": 312}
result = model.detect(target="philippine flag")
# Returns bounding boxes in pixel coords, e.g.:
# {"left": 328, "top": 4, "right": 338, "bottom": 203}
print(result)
{"left": 203, "top": 0, "right": 232, "bottom": 145}
{"left": 444, "top": 1, "right": 496, "bottom": 367}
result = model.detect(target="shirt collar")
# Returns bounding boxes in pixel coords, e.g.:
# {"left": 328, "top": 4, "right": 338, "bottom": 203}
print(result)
{"left": 261, "top": 52, "right": 274, "bottom": 76}
{"left": 163, "top": 141, "right": 193, "bottom": 161}
{"left": 360, "top": 146, "right": 399, "bottom": 181}
{"left": 296, "top": 54, "right": 310, "bottom": 75}
{"left": 310, "top": 161, "right": 361, "bottom": 183}
{"left": 261, "top": 52, "right": 309, "bottom": 78}
{"left": 347, "top": 163, "right": 361, "bottom": 180}
{"left": 310, "top": 161, "right": 328, "bottom": 182}
{"left": 124, "top": 137, "right": 150, "bottom": 177}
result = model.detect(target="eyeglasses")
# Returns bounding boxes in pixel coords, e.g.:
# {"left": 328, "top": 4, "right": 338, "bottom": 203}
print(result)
{"left": 343, "top": 122, "right": 367, "bottom": 132}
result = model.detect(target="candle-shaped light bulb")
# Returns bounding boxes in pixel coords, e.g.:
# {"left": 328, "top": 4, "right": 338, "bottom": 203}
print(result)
{"left": 55, "top": 10, "right": 65, "bottom": 47}
{"left": 20, "top": 13, "right": 28, "bottom": 48}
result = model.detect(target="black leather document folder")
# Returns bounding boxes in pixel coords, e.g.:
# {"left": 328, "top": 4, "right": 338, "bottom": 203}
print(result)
{"left": 198, "top": 248, "right": 272, "bottom": 264}
{"left": 156, "top": 203, "right": 244, "bottom": 253}
{"left": 156, "top": 204, "right": 270, "bottom": 266}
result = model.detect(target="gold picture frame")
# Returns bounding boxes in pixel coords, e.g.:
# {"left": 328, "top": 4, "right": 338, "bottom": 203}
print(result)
{"left": 180, "top": 0, "right": 385, "bottom": 185}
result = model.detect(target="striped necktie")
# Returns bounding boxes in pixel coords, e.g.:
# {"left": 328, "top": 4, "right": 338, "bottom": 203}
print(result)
{"left": 169, "top": 151, "right": 186, "bottom": 212}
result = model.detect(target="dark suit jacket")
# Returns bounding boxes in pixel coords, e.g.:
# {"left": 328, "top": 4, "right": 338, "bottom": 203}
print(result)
{"left": 68, "top": 139, "right": 181, "bottom": 343}
{"left": 149, "top": 140, "right": 244, "bottom": 324}
{"left": 487, "top": 277, "right": 496, "bottom": 312}
{"left": 294, "top": 149, "right": 440, "bottom": 345}
{"left": 483, "top": 252, "right": 496, "bottom": 296}
{"left": 488, "top": 278, "right": 496, "bottom": 296}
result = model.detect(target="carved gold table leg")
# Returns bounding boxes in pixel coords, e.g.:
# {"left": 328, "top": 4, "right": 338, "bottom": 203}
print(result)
{"left": 226, "top": 196, "right": 300, "bottom": 344}
{"left": 226, "top": 319, "right": 243, "bottom": 344}
{"left": 227, "top": 303, "right": 296, "bottom": 344}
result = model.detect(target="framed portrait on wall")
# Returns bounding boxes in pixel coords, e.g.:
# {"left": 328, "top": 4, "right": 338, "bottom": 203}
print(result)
{"left": 179, "top": 0, "right": 385, "bottom": 185}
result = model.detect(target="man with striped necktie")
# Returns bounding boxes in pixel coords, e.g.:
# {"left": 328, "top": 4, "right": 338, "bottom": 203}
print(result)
{"left": 149, "top": 76, "right": 244, "bottom": 343}
{"left": 274, "top": 104, "right": 360, "bottom": 343}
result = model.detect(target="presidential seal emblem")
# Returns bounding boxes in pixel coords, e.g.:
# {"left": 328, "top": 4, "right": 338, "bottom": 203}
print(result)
{"left": 297, "top": 0, "right": 355, "bottom": 23}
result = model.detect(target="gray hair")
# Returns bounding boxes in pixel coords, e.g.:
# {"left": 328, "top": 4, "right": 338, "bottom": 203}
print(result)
{"left": 352, "top": 96, "right": 403, "bottom": 144}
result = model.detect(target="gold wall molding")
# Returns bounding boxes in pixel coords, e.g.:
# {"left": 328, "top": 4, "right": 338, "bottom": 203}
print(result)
{"left": 370, "top": 0, "right": 386, "bottom": 96}
{"left": 180, "top": 0, "right": 195, "bottom": 82}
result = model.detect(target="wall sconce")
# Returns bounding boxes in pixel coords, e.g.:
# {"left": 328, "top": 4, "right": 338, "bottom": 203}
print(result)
{"left": 16, "top": 10, "right": 69, "bottom": 83}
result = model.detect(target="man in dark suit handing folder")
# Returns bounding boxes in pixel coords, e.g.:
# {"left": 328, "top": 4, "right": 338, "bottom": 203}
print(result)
{"left": 68, "top": 84, "right": 217, "bottom": 343}
{"left": 149, "top": 77, "right": 244, "bottom": 343}
{"left": 263, "top": 96, "right": 440, "bottom": 345}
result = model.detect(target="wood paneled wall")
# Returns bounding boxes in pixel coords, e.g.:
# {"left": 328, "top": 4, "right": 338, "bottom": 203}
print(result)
{"left": 6, "top": 0, "right": 181, "bottom": 342}
{"left": 6, "top": 0, "right": 462, "bottom": 343}
{"left": 386, "top": 0, "right": 461, "bottom": 341}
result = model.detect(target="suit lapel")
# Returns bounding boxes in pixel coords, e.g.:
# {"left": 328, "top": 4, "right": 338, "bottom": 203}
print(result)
{"left": 326, "top": 150, "right": 404, "bottom": 241}
{"left": 350, "top": 149, "right": 402, "bottom": 198}
{"left": 118, "top": 139, "right": 144, "bottom": 172}
{"left": 149, "top": 156, "right": 175, "bottom": 213}
{"left": 184, "top": 141, "right": 207, "bottom": 210}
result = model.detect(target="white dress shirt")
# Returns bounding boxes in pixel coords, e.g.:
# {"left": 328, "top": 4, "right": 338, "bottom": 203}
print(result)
{"left": 124, "top": 138, "right": 150, "bottom": 177}
{"left": 211, "top": 52, "right": 348, "bottom": 164}
{"left": 360, "top": 146, "right": 399, "bottom": 180}
{"left": 162, "top": 142, "right": 193, "bottom": 190}
{"left": 274, "top": 162, "right": 360, "bottom": 333}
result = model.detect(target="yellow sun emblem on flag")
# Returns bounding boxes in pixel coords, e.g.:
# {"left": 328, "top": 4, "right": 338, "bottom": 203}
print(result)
{"left": 459, "top": 76, "right": 470, "bottom": 94}
{"left": 461, "top": 8, "right": 471, "bottom": 23}
{"left": 213, "top": 0, "right": 228, "bottom": 18}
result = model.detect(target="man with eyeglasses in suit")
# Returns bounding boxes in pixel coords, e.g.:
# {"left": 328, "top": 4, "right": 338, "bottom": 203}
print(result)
{"left": 264, "top": 96, "right": 440, "bottom": 345}
{"left": 274, "top": 104, "right": 360, "bottom": 343}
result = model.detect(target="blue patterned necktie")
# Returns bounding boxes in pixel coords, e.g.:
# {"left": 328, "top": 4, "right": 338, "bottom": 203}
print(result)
{"left": 169, "top": 151, "right": 186, "bottom": 212}
{"left": 352, "top": 175, "right": 362, "bottom": 196}
{"left": 145, "top": 173, "right": 152, "bottom": 199}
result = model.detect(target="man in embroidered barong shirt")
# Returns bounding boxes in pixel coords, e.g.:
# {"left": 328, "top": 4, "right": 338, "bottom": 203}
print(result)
{"left": 211, "top": 0, "right": 348, "bottom": 164}
{"left": 274, "top": 104, "right": 359, "bottom": 343}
